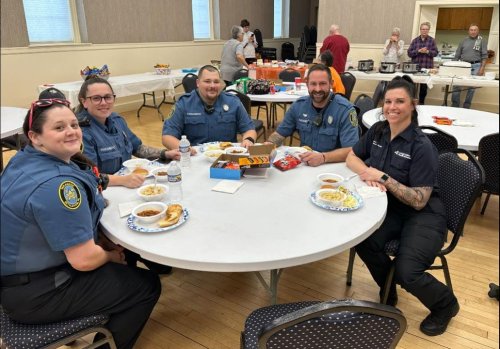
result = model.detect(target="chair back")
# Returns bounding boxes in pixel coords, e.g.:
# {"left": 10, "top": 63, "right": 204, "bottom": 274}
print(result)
{"left": 419, "top": 125, "right": 458, "bottom": 154}
{"left": 309, "top": 25, "right": 317, "bottom": 45}
{"left": 437, "top": 149, "right": 484, "bottom": 238}
{"left": 372, "top": 81, "right": 387, "bottom": 106}
{"left": 182, "top": 73, "right": 198, "bottom": 93}
{"left": 0, "top": 308, "right": 116, "bottom": 349}
{"left": 281, "top": 42, "right": 295, "bottom": 61}
{"left": 233, "top": 69, "right": 249, "bottom": 82}
{"left": 278, "top": 68, "right": 300, "bottom": 82}
{"left": 254, "top": 29, "right": 263, "bottom": 50}
{"left": 353, "top": 94, "right": 375, "bottom": 135}
{"left": 226, "top": 89, "right": 251, "bottom": 114}
{"left": 340, "top": 72, "right": 356, "bottom": 100}
{"left": 243, "top": 299, "right": 406, "bottom": 349}
{"left": 478, "top": 133, "right": 499, "bottom": 194}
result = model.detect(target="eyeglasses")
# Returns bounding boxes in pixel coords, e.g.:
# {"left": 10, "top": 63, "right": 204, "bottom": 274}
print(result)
{"left": 29, "top": 98, "right": 71, "bottom": 130}
{"left": 86, "top": 94, "right": 116, "bottom": 104}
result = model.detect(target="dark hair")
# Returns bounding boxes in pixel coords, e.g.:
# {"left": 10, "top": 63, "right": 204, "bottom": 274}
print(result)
{"left": 319, "top": 51, "right": 334, "bottom": 67}
{"left": 306, "top": 63, "right": 332, "bottom": 83}
{"left": 198, "top": 64, "right": 221, "bottom": 79}
{"left": 240, "top": 19, "right": 250, "bottom": 27}
{"left": 75, "top": 76, "right": 115, "bottom": 114}
{"left": 374, "top": 75, "right": 419, "bottom": 137}
{"left": 39, "top": 87, "right": 66, "bottom": 100}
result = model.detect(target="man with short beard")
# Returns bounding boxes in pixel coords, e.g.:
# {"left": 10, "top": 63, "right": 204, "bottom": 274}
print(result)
{"left": 266, "top": 64, "right": 359, "bottom": 167}
{"left": 162, "top": 64, "right": 256, "bottom": 151}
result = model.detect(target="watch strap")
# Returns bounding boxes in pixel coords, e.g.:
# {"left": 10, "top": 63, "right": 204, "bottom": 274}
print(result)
{"left": 244, "top": 136, "right": 255, "bottom": 144}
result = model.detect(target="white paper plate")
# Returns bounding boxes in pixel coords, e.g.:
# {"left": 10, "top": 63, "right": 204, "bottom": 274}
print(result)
{"left": 127, "top": 208, "right": 189, "bottom": 233}
{"left": 116, "top": 161, "right": 163, "bottom": 177}
{"left": 310, "top": 191, "right": 363, "bottom": 212}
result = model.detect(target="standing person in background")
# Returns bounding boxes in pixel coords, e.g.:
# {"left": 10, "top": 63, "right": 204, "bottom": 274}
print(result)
{"left": 383, "top": 27, "right": 405, "bottom": 64}
{"left": 452, "top": 24, "right": 488, "bottom": 109}
{"left": 320, "top": 24, "right": 350, "bottom": 73}
{"left": 220, "top": 25, "right": 248, "bottom": 86}
{"left": 241, "top": 19, "right": 258, "bottom": 65}
{"left": 407, "top": 22, "right": 438, "bottom": 104}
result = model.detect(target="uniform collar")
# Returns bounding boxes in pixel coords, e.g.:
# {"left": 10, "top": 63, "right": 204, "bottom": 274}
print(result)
{"left": 382, "top": 122, "right": 417, "bottom": 143}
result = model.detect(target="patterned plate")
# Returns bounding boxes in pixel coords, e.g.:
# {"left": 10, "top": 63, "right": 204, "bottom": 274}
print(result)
{"left": 127, "top": 208, "right": 189, "bottom": 233}
{"left": 310, "top": 191, "right": 364, "bottom": 212}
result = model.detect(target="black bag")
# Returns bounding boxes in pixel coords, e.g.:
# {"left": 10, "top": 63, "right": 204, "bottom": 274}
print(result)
{"left": 247, "top": 79, "right": 271, "bottom": 95}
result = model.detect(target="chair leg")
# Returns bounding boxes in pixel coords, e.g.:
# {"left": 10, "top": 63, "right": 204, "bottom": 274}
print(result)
{"left": 480, "top": 193, "right": 491, "bottom": 215}
{"left": 439, "top": 255, "right": 453, "bottom": 293}
{"left": 381, "top": 264, "right": 396, "bottom": 304}
{"left": 346, "top": 247, "right": 356, "bottom": 286}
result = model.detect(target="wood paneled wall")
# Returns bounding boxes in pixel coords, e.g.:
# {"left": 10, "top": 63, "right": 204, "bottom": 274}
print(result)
{"left": 318, "top": 0, "right": 416, "bottom": 45}
{"left": 218, "top": 0, "right": 274, "bottom": 40}
{"left": 1, "top": 0, "right": 29, "bottom": 47}
{"left": 83, "top": 0, "right": 193, "bottom": 43}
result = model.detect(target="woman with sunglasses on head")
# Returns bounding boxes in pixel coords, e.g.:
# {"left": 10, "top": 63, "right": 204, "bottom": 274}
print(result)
{"left": 76, "top": 77, "right": 180, "bottom": 189}
{"left": 346, "top": 76, "right": 459, "bottom": 336}
{"left": 0, "top": 99, "right": 161, "bottom": 349}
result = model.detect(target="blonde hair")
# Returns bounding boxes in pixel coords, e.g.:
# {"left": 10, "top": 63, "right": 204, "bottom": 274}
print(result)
{"left": 392, "top": 27, "right": 401, "bottom": 36}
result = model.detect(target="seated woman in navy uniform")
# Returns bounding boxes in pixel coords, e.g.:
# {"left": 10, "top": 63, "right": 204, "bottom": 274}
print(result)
{"left": 0, "top": 99, "right": 161, "bottom": 349}
{"left": 162, "top": 64, "right": 257, "bottom": 152}
{"left": 76, "top": 76, "right": 180, "bottom": 189}
{"left": 346, "top": 75, "right": 459, "bottom": 336}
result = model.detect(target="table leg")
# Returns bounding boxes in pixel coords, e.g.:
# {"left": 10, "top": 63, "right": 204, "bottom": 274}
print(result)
{"left": 137, "top": 92, "right": 166, "bottom": 121}
{"left": 254, "top": 269, "right": 283, "bottom": 304}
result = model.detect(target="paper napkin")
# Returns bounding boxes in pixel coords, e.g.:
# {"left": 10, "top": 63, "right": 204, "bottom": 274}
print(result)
{"left": 211, "top": 180, "right": 244, "bottom": 194}
{"left": 452, "top": 120, "right": 475, "bottom": 127}
{"left": 356, "top": 185, "right": 386, "bottom": 199}
{"left": 118, "top": 200, "right": 142, "bottom": 217}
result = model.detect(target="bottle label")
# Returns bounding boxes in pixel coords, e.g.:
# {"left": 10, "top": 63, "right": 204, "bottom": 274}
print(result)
{"left": 179, "top": 145, "right": 190, "bottom": 154}
{"left": 168, "top": 173, "right": 182, "bottom": 183}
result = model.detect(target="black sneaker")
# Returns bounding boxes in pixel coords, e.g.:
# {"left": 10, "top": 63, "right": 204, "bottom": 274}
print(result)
{"left": 420, "top": 301, "right": 460, "bottom": 336}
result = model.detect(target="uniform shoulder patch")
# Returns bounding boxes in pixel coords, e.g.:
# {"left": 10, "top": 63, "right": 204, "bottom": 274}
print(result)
{"left": 58, "top": 181, "right": 82, "bottom": 210}
{"left": 349, "top": 109, "right": 359, "bottom": 128}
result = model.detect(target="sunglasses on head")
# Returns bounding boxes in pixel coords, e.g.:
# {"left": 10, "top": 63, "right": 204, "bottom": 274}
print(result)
{"left": 29, "top": 98, "right": 71, "bottom": 130}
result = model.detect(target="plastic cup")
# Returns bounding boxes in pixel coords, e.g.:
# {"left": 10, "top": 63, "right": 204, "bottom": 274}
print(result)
{"left": 295, "top": 77, "right": 302, "bottom": 91}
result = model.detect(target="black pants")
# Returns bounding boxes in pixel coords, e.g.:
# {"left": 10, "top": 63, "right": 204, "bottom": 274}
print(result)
{"left": 1, "top": 263, "right": 161, "bottom": 349}
{"left": 419, "top": 84, "right": 428, "bottom": 104}
{"left": 355, "top": 197, "right": 456, "bottom": 313}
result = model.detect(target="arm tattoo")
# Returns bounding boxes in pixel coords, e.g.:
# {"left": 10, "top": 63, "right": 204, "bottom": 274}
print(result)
{"left": 267, "top": 132, "right": 285, "bottom": 147}
{"left": 384, "top": 177, "right": 433, "bottom": 210}
{"left": 134, "top": 144, "right": 162, "bottom": 160}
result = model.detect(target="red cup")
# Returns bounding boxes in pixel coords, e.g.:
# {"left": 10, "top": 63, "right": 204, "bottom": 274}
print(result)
{"left": 295, "top": 77, "right": 302, "bottom": 90}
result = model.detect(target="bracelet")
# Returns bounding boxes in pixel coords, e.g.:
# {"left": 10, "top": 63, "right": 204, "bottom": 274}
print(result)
{"left": 244, "top": 136, "right": 255, "bottom": 144}
{"left": 159, "top": 149, "right": 168, "bottom": 162}
{"left": 321, "top": 153, "right": 326, "bottom": 164}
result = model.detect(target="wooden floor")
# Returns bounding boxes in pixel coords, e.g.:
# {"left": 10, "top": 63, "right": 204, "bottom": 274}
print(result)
{"left": 2, "top": 103, "right": 498, "bottom": 349}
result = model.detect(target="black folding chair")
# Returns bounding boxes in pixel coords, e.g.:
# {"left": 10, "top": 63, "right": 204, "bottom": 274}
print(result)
{"left": 477, "top": 133, "right": 499, "bottom": 215}
{"left": 181, "top": 73, "right": 198, "bottom": 94}
{"left": 241, "top": 299, "right": 406, "bottom": 349}
{"left": 226, "top": 90, "right": 267, "bottom": 142}
{"left": 419, "top": 125, "right": 458, "bottom": 154}
{"left": 233, "top": 69, "right": 249, "bottom": 82}
{"left": 340, "top": 72, "right": 356, "bottom": 101}
{"left": 353, "top": 94, "right": 375, "bottom": 136}
{"left": 0, "top": 307, "right": 116, "bottom": 349}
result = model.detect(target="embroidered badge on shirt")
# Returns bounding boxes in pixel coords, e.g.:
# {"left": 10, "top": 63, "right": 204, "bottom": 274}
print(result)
{"left": 223, "top": 104, "right": 229, "bottom": 112}
{"left": 327, "top": 115, "right": 333, "bottom": 125}
{"left": 349, "top": 110, "right": 358, "bottom": 127}
{"left": 58, "top": 181, "right": 82, "bottom": 210}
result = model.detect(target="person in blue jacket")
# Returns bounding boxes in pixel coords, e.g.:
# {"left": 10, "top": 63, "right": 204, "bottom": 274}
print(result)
{"left": 76, "top": 77, "right": 180, "bottom": 189}
{"left": 162, "top": 65, "right": 257, "bottom": 152}
{"left": 0, "top": 99, "right": 161, "bottom": 349}
{"left": 266, "top": 64, "right": 359, "bottom": 166}
{"left": 76, "top": 77, "right": 176, "bottom": 274}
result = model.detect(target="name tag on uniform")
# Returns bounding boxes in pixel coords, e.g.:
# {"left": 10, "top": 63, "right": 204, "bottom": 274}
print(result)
{"left": 394, "top": 150, "right": 411, "bottom": 160}
{"left": 100, "top": 146, "right": 116, "bottom": 152}
{"left": 372, "top": 140, "right": 382, "bottom": 148}
{"left": 187, "top": 112, "right": 202, "bottom": 116}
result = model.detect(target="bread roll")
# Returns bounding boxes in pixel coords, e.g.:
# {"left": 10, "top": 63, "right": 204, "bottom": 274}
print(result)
{"left": 158, "top": 204, "right": 183, "bottom": 227}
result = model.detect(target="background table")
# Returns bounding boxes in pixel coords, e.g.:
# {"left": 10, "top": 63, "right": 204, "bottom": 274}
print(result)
{"left": 362, "top": 106, "right": 499, "bottom": 151}
{"left": 255, "top": 66, "right": 307, "bottom": 80}
{"left": 100, "top": 147, "right": 387, "bottom": 303}
{"left": 37, "top": 70, "right": 188, "bottom": 119}
{"left": 1, "top": 107, "right": 28, "bottom": 170}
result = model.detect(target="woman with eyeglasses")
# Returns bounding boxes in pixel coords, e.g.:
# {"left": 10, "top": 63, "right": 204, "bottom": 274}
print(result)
{"left": 76, "top": 77, "right": 180, "bottom": 189}
{"left": 0, "top": 99, "right": 161, "bottom": 349}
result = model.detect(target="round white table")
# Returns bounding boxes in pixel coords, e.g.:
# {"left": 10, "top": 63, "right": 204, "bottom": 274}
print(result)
{"left": 100, "top": 147, "right": 387, "bottom": 303}
{"left": 362, "top": 106, "right": 499, "bottom": 151}
{"left": 1, "top": 107, "right": 28, "bottom": 138}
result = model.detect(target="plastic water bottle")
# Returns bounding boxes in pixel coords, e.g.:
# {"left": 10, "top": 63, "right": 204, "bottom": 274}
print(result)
{"left": 179, "top": 135, "right": 191, "bottom": 168}
{"left": 167, "top": 161, "right": 183, "bottom": 202}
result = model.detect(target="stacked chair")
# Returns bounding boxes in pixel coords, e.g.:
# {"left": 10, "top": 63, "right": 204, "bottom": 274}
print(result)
{"left": 297, "top": 25, "right": 317, "bottom": 63}
{"left": 254, "top": 29, "right": 277, "bottom": 61}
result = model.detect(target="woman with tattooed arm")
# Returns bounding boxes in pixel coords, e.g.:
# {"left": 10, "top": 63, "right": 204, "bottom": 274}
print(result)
{"left": 346, "top": 75, "right": 459, "bottom": 337}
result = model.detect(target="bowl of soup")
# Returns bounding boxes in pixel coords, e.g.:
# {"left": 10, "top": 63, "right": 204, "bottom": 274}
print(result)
{"left": 317, "top": 173, "right": 344, "bottom": 188}
{"left": 131, "top": 202, "right": 167, "bottom": 224}
{"left": 151, "top": 167, "right": 170, "bottom": 182}
{"left": 316, "top": 189, "right": 346, "bottom": 207}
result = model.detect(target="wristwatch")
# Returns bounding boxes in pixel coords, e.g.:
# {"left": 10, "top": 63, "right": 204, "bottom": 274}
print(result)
{"left": 379, "top": 173, "right": 389, "bottom": 183}
{"left": 244, "top": 136, "right": 255, "bottom": 144}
